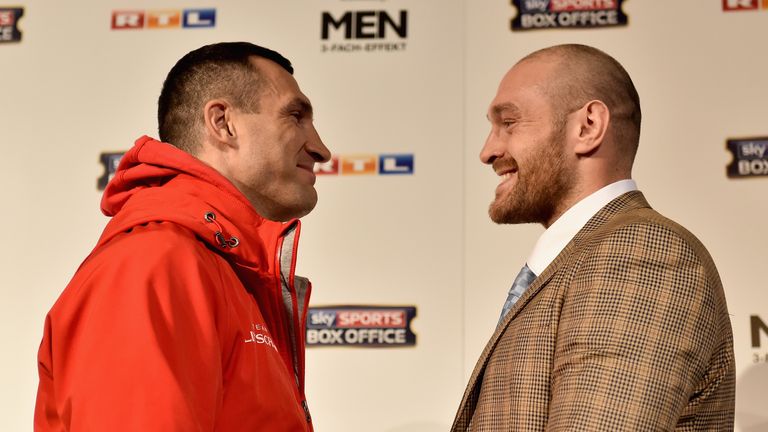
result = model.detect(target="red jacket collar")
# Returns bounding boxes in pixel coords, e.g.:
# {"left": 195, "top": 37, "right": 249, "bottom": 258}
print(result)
{"left": 98, "top": 136, "right": 300, "bottom": 273}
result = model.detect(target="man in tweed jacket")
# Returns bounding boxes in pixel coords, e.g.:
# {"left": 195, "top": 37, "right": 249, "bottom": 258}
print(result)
{"left": 452, "top": 45, "right": 735, "bottom": 431}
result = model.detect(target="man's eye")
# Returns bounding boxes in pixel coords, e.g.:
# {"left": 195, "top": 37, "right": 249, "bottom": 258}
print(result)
{"left": 502, "top": 120, "right": 515, "bottom": 128}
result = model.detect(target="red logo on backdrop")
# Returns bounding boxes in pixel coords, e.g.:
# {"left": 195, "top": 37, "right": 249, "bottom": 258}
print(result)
{"left": 722, "top": 0, "right": 759, "bottom": 10}
{"left": 111, "top": 11, "right": 144, "bottom": 29}
{"left": 314, "top": 155, "right": 340, "bottom": 175}
{"left": 336, "top": 310, "right": 407, "bottom": 328}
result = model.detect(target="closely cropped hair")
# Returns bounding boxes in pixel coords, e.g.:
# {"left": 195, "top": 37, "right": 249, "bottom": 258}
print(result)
{"left": 157, "top": 42, "right": 293, "bottom": 153}
{"left": 524, "top": 44, "right": 642, "bottom": 162}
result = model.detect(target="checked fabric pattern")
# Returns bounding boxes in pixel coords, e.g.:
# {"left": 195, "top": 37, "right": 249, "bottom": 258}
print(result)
{"left": 452, "top": 191, "right": 735, "bottom": 431}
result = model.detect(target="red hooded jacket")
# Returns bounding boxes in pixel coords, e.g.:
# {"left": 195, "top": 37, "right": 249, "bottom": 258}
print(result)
{"left": 35, "top": 136, "right": 313, "bottom": 431}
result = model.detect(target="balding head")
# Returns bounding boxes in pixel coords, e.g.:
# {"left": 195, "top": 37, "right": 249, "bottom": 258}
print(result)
{"left": 520, "top": 44, "right": 641, "bottom": 167}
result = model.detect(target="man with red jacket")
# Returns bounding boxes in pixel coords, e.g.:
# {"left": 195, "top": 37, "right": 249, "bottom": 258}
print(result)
{"left": 35, "top": 42, "right": 331, "bottom": 431}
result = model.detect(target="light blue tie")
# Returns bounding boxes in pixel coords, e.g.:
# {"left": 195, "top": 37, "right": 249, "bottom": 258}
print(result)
{"left": 498, "top": 264, "right": 537, "bottom": 325}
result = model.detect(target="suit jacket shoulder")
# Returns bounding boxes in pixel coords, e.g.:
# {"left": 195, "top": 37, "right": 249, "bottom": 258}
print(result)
{"left": 452, "top": 190, "right": 735, "bottom": 432}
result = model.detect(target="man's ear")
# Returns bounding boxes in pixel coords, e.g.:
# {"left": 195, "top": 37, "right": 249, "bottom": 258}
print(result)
{"left": 571, "top": 100, "right": 609, "bottom": 157}
{"left": 203, "top": 99, "right": 237, "bottom": 146}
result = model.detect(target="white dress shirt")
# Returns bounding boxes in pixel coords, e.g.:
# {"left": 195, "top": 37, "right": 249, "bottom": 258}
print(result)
{"left": 526, "top": 180, "right": 638, "bottom": 276}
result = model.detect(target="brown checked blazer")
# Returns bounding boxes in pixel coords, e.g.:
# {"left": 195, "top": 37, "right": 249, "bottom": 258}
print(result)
{"left": 452, "top": 191, "right": 735, "bottom": 431}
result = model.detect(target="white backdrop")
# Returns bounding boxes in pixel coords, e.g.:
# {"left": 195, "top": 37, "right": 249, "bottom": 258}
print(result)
{"left": 1, "top": 0, "right": 765, "bottom": 431}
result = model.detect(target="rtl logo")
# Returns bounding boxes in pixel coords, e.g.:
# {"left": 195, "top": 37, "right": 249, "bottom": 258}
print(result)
{"left": 752, "top": 315, "right": 768, "bottom": 348}
{"left": 111, "top": 9, "right": 216, "bottom": 30}
{"left": 722, "top": 0, "right": 768, "bottom": 11}
{"left": 315, "top": 154, "right": 414, "bottom": 175}
{"left": 321, "top": 10, "right": 407, "bottom": 39}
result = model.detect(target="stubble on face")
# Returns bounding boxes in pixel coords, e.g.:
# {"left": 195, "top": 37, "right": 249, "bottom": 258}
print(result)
{"left": 488, "top": 120, "right": 572, "bottom": 226}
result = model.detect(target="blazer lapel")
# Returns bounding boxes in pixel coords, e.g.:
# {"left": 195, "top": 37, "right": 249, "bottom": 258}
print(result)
{"left": 452, "top": 191, "right": 651, "bottom": 430}
{"left": 452, "top": 242, "right": 572, "bottom": 430}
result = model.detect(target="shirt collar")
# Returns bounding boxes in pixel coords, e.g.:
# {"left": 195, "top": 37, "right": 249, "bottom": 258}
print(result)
{"left": 526, "top": 179, "right": 638, "bottom": 275}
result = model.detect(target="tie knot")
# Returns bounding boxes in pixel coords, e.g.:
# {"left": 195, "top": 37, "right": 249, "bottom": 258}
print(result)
{"left": 512, "top": 264, "right": 536, "bottom": 290}
{"left": 498, "top": 264, "right": 537, "bottom": 325}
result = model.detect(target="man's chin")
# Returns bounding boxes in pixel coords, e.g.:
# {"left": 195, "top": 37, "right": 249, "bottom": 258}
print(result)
{"left": 489, "top": 199, "right": 535, "bottom": 225}
{"left": 488, "top": 202, "right": 516, "bottom": 224}
{"left": 290, "top": 192, "right": 319, "bottom": 220}
{"left": 260, "top": 191, "right": 318, "bottom": 222}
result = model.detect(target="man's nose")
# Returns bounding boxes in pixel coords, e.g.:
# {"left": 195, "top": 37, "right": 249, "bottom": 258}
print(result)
{"left": 480, "top": 128, "right": 504, "bottom": 165}
{"left": 306, "top": 126, "right": 331, "bottom": 163}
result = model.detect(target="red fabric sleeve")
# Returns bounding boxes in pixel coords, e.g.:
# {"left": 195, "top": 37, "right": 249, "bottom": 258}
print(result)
{"left": 35, "top": 223, "right": 233, "bottom": 432}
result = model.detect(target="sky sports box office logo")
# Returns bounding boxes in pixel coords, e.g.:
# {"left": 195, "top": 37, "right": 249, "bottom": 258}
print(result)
{"left": 0, "top": 7, "right": 23, "bottom": 43}
{"left": 307, "top": 306, "right": 417, "bottom": 347}
{"left": 111, "top": 9, "right": 216, "bottom": 30}
{"left": 511, "top": 0, "right": 628, "bottom": 31}
{"left": 722, "top": 0, "right": 768, "bottom": 11}
{"left": 726, "top": 137, "right": 768, "bottom": 177}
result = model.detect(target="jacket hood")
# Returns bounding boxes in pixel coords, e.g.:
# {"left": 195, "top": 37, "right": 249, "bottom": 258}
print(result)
{"left": 98, "top": 135, "right": 298, "bottom": 271}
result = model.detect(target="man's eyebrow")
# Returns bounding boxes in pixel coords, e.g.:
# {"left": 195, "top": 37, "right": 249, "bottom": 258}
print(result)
{"left": 284, "top": 97, "right": 313, "bottom": 116}
{"left": 490, "top": 102, "right": 520, "bottom": 119}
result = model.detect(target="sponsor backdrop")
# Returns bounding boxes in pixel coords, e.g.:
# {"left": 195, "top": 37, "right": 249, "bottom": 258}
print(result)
{"left": 0, "top": 0, "right": 765, "bottom": 431}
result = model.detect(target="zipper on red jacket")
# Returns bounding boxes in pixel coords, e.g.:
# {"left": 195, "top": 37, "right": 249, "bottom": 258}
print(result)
{"left": 301, "top": 399, "right": 311, "bottom": 424}
{"left": 276, "top": 221, "right": 312, "bottom": 426}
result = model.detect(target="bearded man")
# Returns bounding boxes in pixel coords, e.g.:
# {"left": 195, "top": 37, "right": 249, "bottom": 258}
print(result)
{"left": 452, "top": 44, "right": 735, "bottom": 431}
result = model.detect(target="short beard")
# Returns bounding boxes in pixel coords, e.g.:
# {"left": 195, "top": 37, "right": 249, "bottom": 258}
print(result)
{"left": 488, "top": 123, "right": 572, "bottom": 226}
